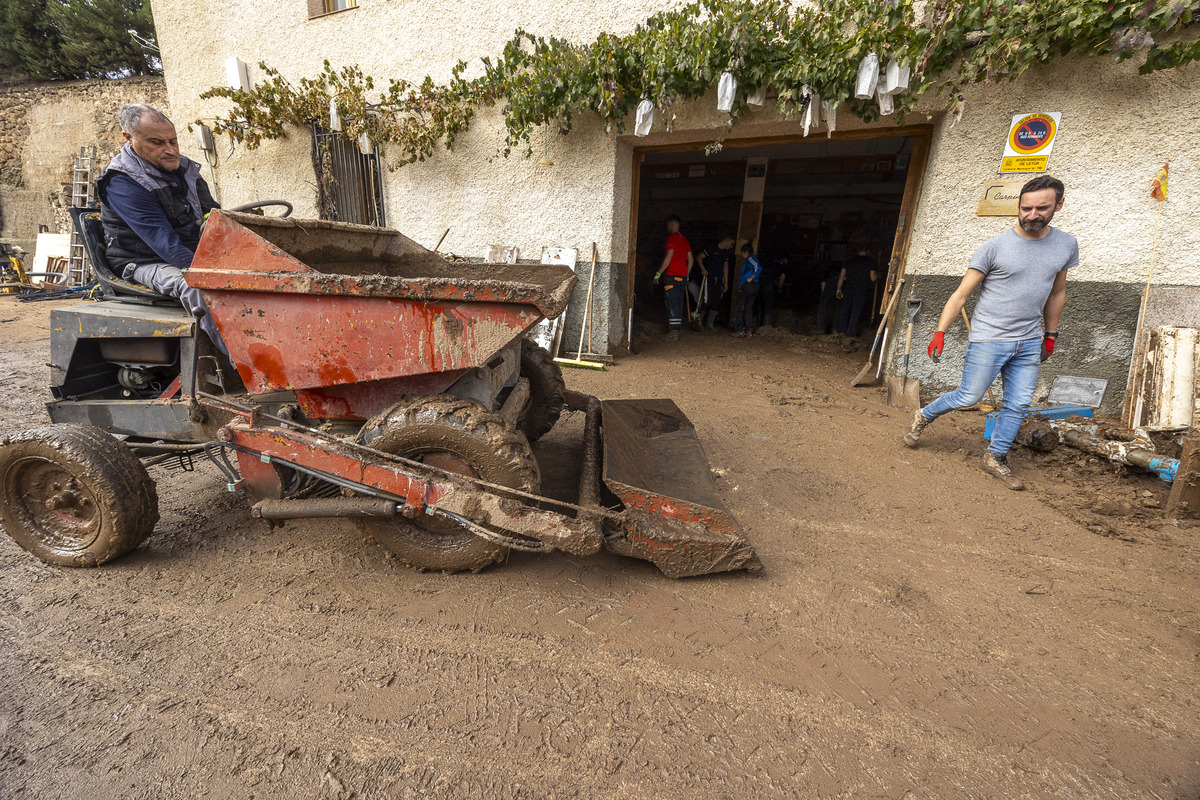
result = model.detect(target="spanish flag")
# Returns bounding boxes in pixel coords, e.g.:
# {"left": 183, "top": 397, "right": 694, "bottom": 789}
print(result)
{"left": 1151, "top": 162, "right": 1168, "bottom": 202}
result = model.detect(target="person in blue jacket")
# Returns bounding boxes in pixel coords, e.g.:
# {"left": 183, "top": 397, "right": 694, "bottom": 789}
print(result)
{"left": 97, "top": 104, "right": 224, "bottom": 350}
{"left": 729, "top": 241, "right": 761, "bottom": 338}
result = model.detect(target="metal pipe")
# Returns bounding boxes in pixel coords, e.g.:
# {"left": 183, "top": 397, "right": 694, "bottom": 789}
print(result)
{"left": 252, "top": 497, "right": 400, "bottom": 520}
{"left": 1053, "top": 421, "right": 1180, "bottom": 483}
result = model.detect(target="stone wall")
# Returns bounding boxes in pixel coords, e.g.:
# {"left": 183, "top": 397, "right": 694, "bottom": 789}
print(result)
{"left": 0, "top": 76, "right": 167, "bottom": 251}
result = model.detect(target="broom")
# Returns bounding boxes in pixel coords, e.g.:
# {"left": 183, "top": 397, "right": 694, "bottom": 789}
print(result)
{"left": 554, "top": 243, "right": 606, "bottom": 370}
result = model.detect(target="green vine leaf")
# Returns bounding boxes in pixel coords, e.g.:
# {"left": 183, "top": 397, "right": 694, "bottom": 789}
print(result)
{"left": 197, "top": 0, "right": 1200, "bottom": 166}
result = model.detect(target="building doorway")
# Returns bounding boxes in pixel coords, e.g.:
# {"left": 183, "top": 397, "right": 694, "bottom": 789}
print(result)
{"left": 627, "top": 127, "right": 930, "bottom": 337}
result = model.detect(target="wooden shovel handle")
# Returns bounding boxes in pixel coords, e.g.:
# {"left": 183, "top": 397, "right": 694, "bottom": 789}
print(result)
{"left": 874, "top": 278, "right": 906, "bottom": 339}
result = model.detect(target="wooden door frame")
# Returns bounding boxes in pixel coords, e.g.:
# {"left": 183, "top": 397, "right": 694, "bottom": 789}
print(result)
{"left": 625, "top": 124, "right": 935, "bottom": 314}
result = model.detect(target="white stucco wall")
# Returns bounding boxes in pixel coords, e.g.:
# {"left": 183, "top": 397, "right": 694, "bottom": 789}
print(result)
{"left": 906, "top": 53, "right": 1199, "bottom": 286}
{"left": 152, "top": 0, "right": 913, "bottom": 263}
{"left": 151, "top": 0, "right": 1199, "bottom": 363}
{"left": 151, "top": 0, "right": 696, "bottom": 263}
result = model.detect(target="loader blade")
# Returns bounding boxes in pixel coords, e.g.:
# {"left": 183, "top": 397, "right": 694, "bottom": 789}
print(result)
{"left": 600, "top": 399, "right": 761, "bottom": 577}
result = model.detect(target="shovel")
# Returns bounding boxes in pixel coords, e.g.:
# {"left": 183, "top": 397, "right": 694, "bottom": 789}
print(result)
{"left": 851, "top": 278, "right": 905, "bottom": 386}
{"left": 886, "top": 297, "right": 923, "bottom": 408}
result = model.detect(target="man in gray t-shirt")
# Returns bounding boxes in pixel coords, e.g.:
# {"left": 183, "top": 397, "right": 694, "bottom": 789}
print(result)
{"left": 901, "top": 176, "right": 1076, "bottom": 491}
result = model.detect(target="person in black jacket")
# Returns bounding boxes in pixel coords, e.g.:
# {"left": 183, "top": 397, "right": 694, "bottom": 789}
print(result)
{"left": 97, "top": 104, "right": 223, "bottom": 348}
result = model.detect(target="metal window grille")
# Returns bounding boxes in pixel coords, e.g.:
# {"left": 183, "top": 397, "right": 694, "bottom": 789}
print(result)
{"left": 311, "top": 124, "right": 386, "bottom": 227}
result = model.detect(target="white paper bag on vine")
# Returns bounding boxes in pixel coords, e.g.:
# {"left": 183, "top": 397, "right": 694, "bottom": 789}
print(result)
{"left": 801, "top": 86, "right": 820, "bottom": 137}
{"left": 881, "top": 59, "right": 911, "bottom": 95}
{"left": 635, "top": 99, "right": 655, "bottom": 136}
{"left": 876, "top": 88, "right": 894, "bottom": 116}
{"left": 855, "top": 52, "right": 879, "bottom": 99}
{"left": 717, "top": 71, "right": 737, "bottom": 112}
{"left": 822, "top": 100, "right": 838, "bottom": 138}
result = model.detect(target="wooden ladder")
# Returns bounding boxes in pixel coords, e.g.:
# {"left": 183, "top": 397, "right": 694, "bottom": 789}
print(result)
{"left": 67, "top": 145, "right": 98, "bottom": 287}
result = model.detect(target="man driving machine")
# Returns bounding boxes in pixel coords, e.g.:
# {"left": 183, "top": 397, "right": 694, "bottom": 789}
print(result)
{"left": 97, "top": 103, "right": 224, "bottom": 350}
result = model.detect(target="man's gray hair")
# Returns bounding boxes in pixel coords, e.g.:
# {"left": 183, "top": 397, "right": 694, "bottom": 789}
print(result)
{"left": 118, "top": 103, "right": 173, "bottom": 134}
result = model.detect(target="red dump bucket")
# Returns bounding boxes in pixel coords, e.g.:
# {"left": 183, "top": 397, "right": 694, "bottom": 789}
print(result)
{"left": 186, "top": 211, "right": 575, "bottom": 420}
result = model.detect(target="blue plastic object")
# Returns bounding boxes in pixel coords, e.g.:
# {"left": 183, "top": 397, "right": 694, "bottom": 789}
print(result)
{"left": 1145, "top": 454, "right": 1179, "bottom": 483}
{"left": 983, "top": 404, "right": 1094, "bottom": 440}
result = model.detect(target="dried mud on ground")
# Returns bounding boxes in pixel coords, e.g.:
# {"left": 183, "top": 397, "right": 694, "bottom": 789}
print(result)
{"left": 0, "top": 299, "right": 1197, "bottom": 799}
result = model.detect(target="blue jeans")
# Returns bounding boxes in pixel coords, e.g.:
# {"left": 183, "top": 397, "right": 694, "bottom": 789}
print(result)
{"left": 921, "top": 338, "right": 1041, "bottom": 456}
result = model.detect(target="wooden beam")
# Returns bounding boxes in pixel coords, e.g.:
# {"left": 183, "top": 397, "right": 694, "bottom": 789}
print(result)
{"left": 626, "top": 151, "right": 642, "bottom": 312}
{"left": 880, "top": 130, "right": 931, "bottom": 313}
{"left": 631, "top": 125, "right": 934, "bottom": 156}
{"left": 1166, "top": 348, "right": 1200, "bottom": 519}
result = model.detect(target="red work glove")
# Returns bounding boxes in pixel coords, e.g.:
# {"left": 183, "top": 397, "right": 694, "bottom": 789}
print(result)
{"left": 1042, "top": 333, "right": 1057, "bottom": 362}
{"left": 927, "top": 331, "right": 945, "bottom": 359}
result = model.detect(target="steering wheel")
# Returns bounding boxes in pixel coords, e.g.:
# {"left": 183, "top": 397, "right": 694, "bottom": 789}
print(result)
{"left": 225, "top": 200, "right": 293, "bottom": 217}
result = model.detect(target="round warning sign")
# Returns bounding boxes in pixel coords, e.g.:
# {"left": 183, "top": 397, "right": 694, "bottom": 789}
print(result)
{"left": 1007, "top": 113, "right": 1057, "bottom": 155}
{"left": 999, "top": 112, "right": 1061, "bottom": 173}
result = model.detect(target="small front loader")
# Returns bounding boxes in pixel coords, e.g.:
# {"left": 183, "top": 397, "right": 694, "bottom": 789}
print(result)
{"left": 0, "top": 207, "right": 760, "bottom": 578}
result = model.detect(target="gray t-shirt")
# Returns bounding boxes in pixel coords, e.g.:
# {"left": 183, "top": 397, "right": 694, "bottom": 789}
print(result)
{"left": 968, "top": 227, "right": 1078, "bottom": 342}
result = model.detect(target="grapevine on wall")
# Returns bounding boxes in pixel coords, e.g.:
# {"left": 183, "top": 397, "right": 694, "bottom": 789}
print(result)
{"left": 197, "top": 0, "right": 1199, "bottom": 166}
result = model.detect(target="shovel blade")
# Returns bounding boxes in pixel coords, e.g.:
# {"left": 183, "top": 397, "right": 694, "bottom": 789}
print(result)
{"left": 600, "top": 399, "right": 761, "bottom": 577}
{"left": 851, "top": 359, "right": 880, "bottom": 387}
{"left": 885, "top": 376, "right": 921, "bottom": 409}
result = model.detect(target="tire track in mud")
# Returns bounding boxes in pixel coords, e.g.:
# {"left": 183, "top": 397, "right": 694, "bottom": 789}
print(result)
{"left": 2, "top": 309, "right": 1199, "bottom": 798}
{"left": 1, "top": 524, "right": 1189, "bottom": 800}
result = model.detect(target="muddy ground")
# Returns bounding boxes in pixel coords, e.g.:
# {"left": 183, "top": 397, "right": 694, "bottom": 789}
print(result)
{"left": 0, "top": 298, "right": 1197, "bottom": 799}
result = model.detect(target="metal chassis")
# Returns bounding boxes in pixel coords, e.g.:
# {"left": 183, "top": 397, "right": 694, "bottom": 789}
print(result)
{"left": 199, "top": 391, "right": 608, "bottom": 558}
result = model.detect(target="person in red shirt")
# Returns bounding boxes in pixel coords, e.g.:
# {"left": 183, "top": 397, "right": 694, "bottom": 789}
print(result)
{"left": 653, "top": 215, "right": 694, "bottom": 341}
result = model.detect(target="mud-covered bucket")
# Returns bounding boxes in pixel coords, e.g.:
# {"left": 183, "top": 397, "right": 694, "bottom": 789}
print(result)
{"left": 600, "top": 399, "right": 760, "bottom": 578}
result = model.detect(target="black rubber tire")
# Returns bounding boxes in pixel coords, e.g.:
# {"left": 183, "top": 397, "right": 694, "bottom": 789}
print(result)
{"left": 518, "top": 339, "right": 566, "bottom": 442}
{"left": 355, "top": 395, "right": 540, "bottom": 573}
{"left": 0, "top": 425, "right": 159, "bottom": 567}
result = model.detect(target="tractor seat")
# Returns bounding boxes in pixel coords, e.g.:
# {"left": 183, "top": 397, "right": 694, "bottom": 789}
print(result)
{"left": 69, "top": 207, "right": 178, "bottom": 306}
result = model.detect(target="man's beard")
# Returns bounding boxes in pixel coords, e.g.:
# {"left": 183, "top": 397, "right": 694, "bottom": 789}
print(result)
{"left": 1019, "top": 215, "right": 1051, "bottom": 233}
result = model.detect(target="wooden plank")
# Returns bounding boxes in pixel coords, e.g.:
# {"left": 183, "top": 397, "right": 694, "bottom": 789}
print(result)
{"left": 1122, "top": 288, "right": 1200, "bottom": 426}
{"left": 1167, "top": 342, "right": 1200, "bottom": 519}
{"left": 630, "top": 124, "right": 934, "bottom": 156}
{"left": 880, "top": 130, "right": 931, "bottom": 313}
{"left": 626, "top": 151, "right": 642, "bottom": 312}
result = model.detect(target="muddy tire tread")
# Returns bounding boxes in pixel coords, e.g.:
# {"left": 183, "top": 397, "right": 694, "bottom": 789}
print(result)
{"left": 355, "top": 395, "right": 539, "bottom": 574}
{"left": 0, "top": 424, "right": 159, "bottom": 566}
{"left": 518, "top": 339, "right": 566, "bottom": 442}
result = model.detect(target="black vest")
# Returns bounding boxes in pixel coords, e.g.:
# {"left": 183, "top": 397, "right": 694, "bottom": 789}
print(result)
{"left": 97, "top": 168, "right": 218, "bottom": 271}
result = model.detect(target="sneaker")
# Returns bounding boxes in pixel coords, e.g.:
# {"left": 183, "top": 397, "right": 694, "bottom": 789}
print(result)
{"left": 666, "top": 330, "right": 681, "bottom": 341}
{"left": 901, "top": 408, "right": 931, "bottom": 448}
{"left": 982, "top": 452, "right": 1025, "bottom": 491}
{"left": 746, "top": 329, "right": 753, "bottom": 337}
{"left": 730, "top": 329, "right": 745, "bottom": 337}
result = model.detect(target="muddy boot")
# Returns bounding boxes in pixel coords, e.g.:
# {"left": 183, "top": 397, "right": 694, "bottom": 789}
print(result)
{"left": 705, "top": 310, "right": 718, "bottom": 330}
{"left": 981, "top": 452, "right": 1025, "bottom": 491}
{"left": 901, "top": 408, "right": 931, "bottom": 448}
{"left": 666, "top": 329, "right": 681, "bottom": 342}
